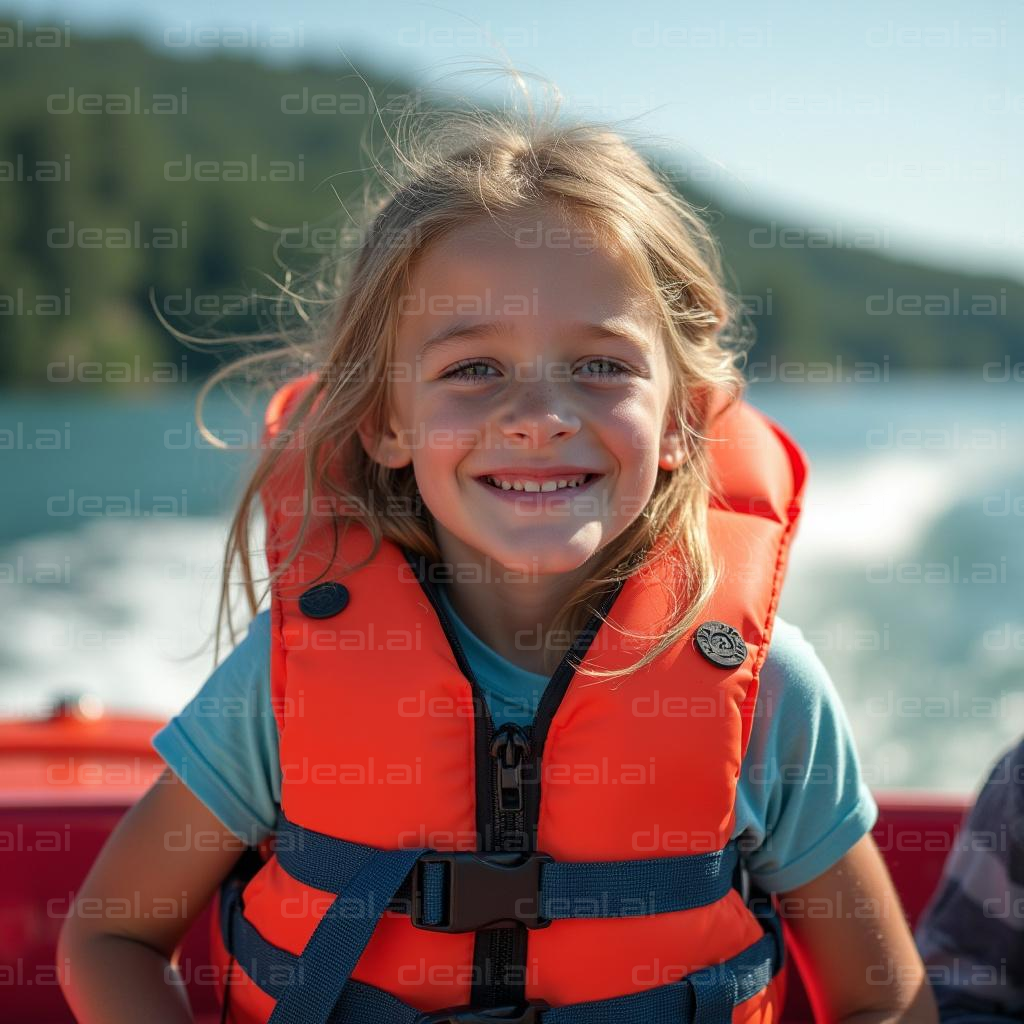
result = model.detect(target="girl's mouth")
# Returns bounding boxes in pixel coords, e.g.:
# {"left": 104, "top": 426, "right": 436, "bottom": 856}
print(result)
{"left": 474, "top": 473, "right": 603, "bottom": 501}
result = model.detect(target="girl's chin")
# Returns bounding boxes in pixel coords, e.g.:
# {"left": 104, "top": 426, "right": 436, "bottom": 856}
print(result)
{"left": 476, "top": 538, "right": 604, "bottom": 578}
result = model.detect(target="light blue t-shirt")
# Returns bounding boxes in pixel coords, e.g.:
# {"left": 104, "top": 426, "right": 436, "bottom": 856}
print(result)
{"left": 152, "top": 591, "right": 878, "bottom": 894}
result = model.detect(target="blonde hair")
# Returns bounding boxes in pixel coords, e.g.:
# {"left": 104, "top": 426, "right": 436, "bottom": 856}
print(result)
{"left": 182, "top": 71, "right": 751, "bottom": 684}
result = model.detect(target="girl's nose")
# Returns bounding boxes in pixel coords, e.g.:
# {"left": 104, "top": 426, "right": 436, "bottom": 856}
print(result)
{"left": 494, "top": 375, "right": 582, "bottom": 445}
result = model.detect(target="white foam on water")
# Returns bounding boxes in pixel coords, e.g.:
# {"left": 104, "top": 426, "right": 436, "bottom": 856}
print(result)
{"left": 0, "top": 516, "right": 266, "bottom": 719}
{"left": 779, "top": 441, "right": 1024, "bottom": 793}
{"left": 789, "top": 446, "right": 1015, "bottom": 570}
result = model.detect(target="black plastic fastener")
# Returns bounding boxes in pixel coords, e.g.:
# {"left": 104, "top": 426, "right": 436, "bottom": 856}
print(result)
{"left": 410, "top": 850, "right": 553, "bottom": 932}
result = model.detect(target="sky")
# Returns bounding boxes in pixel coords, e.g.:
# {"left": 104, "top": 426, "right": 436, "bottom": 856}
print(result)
{"left": 7, "top": 0, "right": 1022, "bottom": 281}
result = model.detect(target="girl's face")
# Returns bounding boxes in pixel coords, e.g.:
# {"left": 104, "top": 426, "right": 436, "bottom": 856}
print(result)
{"left": 360, "top": 208, "right": 685, "bottom": 577}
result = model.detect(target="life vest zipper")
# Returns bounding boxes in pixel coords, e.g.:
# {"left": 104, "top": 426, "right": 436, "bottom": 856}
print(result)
{"left": 403, "top": 548, "right": 521, "bottom": 1007}
{"left": 490, "top": 723, "right": 530, "bottom": 816}
{"left": 403, "top": 547, "right": 626, "bottom": 1009}
{"left": 479, "top": 582, "right": 627, "bottom": 1007}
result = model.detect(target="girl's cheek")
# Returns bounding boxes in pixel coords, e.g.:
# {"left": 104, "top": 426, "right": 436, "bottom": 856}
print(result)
{"left": 611, "top": 406, "right": 661, "bottom": 451}
{"left": 416, "top": 393, "right": 488, "bottom": 428}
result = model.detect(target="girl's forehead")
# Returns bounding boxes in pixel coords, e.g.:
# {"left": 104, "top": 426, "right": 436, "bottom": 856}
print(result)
{"left": 429, "top": 207, "right": 616, "bottom": 259}
{"left": 406, "top": 219, "right": 650, "bottom": 310}
{"left": 392, "top": 207, "right": 665, "bottom": 358}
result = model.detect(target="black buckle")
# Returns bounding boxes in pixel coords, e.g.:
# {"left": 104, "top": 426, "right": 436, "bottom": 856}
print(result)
{"left": 416, "top": 1000, "right": 550, "bottom": 1024}
{"left": 410, "top": 851, "right": 553, "bottom": 932}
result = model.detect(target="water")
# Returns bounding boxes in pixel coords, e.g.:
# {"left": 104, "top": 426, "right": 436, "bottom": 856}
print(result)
{"left": 749, "top": 378, "right": 1024, "bottom": 796}
{"left": 3, "top": 376, "right": 1022, "bottom": 794}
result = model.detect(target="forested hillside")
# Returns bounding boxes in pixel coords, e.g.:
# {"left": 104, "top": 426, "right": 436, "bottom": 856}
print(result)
{"left": 2, "top": 22, "right": 1020, "bottom": 387}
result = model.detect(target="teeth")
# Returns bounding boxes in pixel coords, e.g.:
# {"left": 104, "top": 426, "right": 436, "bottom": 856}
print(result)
{"left": 486, "top": 474, "right": 589, "bottom": 492}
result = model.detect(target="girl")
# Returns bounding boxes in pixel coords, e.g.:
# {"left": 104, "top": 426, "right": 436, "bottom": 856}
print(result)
{"left": 58, "top": 93, "right": 937, "bottom": 1024}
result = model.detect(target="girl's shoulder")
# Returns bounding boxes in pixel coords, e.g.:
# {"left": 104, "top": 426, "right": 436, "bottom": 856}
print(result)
{"left": 150, "top": 609, "right": 279, "bottom": 844}
{"left": 737, "top": 614, "right": 878, "bottom": 891}
{"left": 757, "top": 613, "right": 843, "bottom": 725}
{"left": 761, "top": 614, "right": 830, "bottom": 680}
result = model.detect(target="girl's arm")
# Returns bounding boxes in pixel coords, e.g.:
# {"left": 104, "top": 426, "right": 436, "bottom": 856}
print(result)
{"left": 56, "top": 766, "right": 249, "bottom": 1023}
{"left": 778, "top": 831, "right": 939, "bottom": 1023}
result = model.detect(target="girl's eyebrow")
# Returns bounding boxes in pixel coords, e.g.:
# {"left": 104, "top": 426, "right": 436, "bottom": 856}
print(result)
{"left": 418, "top": 318, "right": 653, "bottom": 358}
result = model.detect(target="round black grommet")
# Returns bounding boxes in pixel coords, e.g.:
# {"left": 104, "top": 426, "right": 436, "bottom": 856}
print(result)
{"left": 298, "top": 581, "right": 349, "bottom": 619}
{"left": 694, "top": 621, "right": 748, "bottom": 668}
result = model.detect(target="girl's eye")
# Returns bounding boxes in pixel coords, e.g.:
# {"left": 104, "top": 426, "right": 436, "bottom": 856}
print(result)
{"left": 442, "top": 358, "right": 631, "bottom": 381}
{"left": 442, "top": 360, "right": 499, "bottom": 381}
{"left": 580, "top": 357, "right": 631, "bottom": 377}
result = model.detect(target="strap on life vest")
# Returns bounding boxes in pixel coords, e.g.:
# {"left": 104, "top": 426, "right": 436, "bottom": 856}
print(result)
{"left": 219, "top": 865, "right": 783, "bottom": 1024}
{"left": 273, "top": 811, "right": 742, "bottom": 929}
{"left": 217, "top": 818, "right": 784, "bottom": 1024}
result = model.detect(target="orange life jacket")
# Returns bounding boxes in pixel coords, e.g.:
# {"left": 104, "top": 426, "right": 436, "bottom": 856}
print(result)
{"left": 208, "top": 371, "right": 808, "bottom": 1024}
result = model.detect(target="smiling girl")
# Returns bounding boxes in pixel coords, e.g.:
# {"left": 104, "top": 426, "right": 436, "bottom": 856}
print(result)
{"left": 58, "top": 91, "right": 937, "bottom": 1024}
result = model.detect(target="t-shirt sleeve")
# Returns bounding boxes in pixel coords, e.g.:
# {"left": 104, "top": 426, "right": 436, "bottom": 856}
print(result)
{"left": 735, "top": 616, "right": 879, "bottom": 893}
{"left": 151, "top": 610, "right": 280, "bottom": 845}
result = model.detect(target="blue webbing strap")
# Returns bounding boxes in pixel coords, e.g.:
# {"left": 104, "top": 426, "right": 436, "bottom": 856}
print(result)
{"left": 520, "top": 903, "right": 783, "bottom": 1024}
{"left": 421, "top": 859, "right": 446, "bottom": 925}
{"left": 539, "top": 843, "right": 738, "bottom": 918}
{"left": 690, "top": 964, "right": 739, "bottom": 1024}
{"left": 274, "top": 813, "right": 740, "bottom": 921}
{"left": 263, "top": 845, "right": 428, "bottom": 1024}
{"left": 220, "top": 874, "right": 785, "bottom": 1024}
{"left": 219, "top": 880, "right": 302, "bottom": 998}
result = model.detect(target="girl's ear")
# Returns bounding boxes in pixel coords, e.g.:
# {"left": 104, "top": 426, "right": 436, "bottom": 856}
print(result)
{"left": 357, "top": 413, "right": 411, "bottom": 470}
{"left": 659, "top": 410, "right": 687, "bottom": 472}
